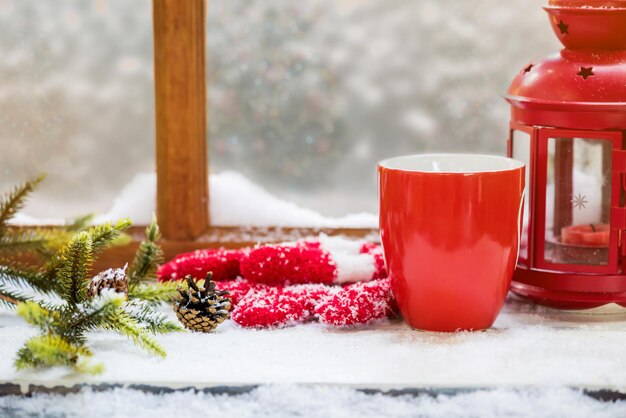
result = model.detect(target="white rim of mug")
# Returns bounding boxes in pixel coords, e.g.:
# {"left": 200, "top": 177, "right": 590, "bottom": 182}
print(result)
{"left": 378, "top": 153, "right": 525, "bottom": 174}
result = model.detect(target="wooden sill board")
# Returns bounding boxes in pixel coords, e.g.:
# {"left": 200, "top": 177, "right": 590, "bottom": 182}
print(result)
{"left": 9, "top": 225, "right": 379, "bottom": 272}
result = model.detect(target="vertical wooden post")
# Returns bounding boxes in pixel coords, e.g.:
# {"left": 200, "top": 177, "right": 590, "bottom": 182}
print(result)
{"left": 153, "top": 0, "right": 209, "bottom": 240}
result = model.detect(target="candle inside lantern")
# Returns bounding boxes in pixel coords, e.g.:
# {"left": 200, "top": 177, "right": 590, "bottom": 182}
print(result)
{"left": 561, "top": 224, "right": 610, "bottom": 247}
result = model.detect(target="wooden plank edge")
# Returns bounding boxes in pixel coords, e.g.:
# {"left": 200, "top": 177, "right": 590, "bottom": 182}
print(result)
{"left": 7, "top": 225, "right": 379, "bottom": 272}
{"left": 2, "top": 381, "right": 626, "bottom": 402}
{"left": 97, "top": 225, "right": 379, "bottom": 271}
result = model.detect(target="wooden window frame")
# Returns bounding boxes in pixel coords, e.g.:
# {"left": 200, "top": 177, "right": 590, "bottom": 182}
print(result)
{"left": 112, "top": 0, "right": 376, "bottom": 267}
{"left": 14, "top": 0, "right": 375, "bottom": 271}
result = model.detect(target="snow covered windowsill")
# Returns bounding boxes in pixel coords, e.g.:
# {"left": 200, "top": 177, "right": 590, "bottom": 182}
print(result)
{"left": 2, "top": 296, "right": 626, "bottom": 394}
{"left": 13, "top": 171, "right": 379, "bottom": 229}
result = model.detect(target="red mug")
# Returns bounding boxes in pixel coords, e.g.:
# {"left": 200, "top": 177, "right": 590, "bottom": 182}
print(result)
{"left": 378, "top": 154, "right": 525, "bottom": 332}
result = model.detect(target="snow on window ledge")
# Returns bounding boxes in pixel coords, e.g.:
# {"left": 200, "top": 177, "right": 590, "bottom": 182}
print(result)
{"left": 13, "top": 172, "right": 378, "bottom": 229}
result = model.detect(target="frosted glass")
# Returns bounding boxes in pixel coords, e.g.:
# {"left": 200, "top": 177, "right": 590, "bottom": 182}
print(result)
{"left": 206, "top": 0, "right": 559, "bottom": 219}
{"left": 2, "top": 0, "right": 560, "bottom": 225}
{"left": 544, "top": 137, "right": 612, "bottom": 266}
{"left": 0, "top": 0, "right": 155, "bottom": 220}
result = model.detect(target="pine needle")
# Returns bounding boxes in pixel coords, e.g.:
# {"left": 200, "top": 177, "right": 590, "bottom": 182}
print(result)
{"left": 124, "top": 299, "right": 183, "bottom": 334}
{"left": 89, "top": 219, "right": 132, "bottom": 255}
{"left": 0, "top": 263, "right": 57, "bottom": 295}
{"left": 128, "top": 215, "right": 163, "bottom": 288}
{"left": 105, "top": 310, "right": 167, "bottom": 358}
{"left": 0, "top": 229, "right": 51, "bottom": 257}
{"left": 0, "top": 174, "right": 45, "bottom": 236}
{"left": 58, "top": 232, "right": 93, "bottom": 306}
{"left": 66, "top": 214, "right": 95, "bottom": 232}
{"left": 74, "top": 358, "right": 105, "bottom": 375}
{"left": 14, "top": 346, "right": 44, "bottom": 370}
{"left": 0, "top": 285, "right": 25, "bottom": 307}
{"left": 16, "top": 301, "right": 55, "bottom": 329}
{"left": 16, "top": 335, "right": 93, "bottom": 371}
{"left": 128, "top": 282, "right": 178, "bottom": 304}
{"left": 61, "top": 292, "right": 126, "bottom": 342}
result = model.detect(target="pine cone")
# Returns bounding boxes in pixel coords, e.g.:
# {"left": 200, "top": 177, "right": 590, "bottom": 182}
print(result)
{"left": 88, "top": 265, "right": 128, "bottom": 298}
{"left": 173, "top": 273, "right": 231, "bottom": 332}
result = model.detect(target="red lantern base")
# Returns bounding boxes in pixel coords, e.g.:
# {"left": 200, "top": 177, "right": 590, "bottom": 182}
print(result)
{"left": 511, "top": 266, "right": 626, "bottom": 309}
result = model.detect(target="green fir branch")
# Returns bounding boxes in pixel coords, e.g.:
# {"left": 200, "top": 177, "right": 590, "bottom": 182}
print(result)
{"left": 59, "top": 292, "right": 126, "bottom": 344}
{"left": 13, "top": 214, "right": 173, "bottom": 374}
{"left": 16, "top": 301, "right": 53, "bottom": 329}
{"left": 88, "top": 219, "right": 132, "bottom": 255}
{"left": 35, "top": 298, "right": 66, "bottom": 312}
{"left": 0, "top": 263, "right": 57, "bottom": 295}
{"left": 14, "top": 346, "right": 44, "bottom": 370}
{"left": 74, "top": 358, "right": 105, "bottom": 375}
{"left": 104, "top": 310, "right": 167, "bottom": 358}
{"left": 0, "top": 285, "right": 28, "bottom": 307}
{"left": 15, "top": 335, "right": 94, "bottom": 372}
{"left": 44, "top": 221, "right": 130, "bottom": 273}
{"left": 128, "top": 216, "right": 163, "bottom": 289}
{"left": 123, "top": 299, "right": 183, "bottom": 334}
{"left": 58, "top": 232, "right": 93, "bottom": 306}
{"left": 0, "top": 229, "right": 50, "bottom": 257}
{"left": 128, "top": 282, "right": 178, "bottom": 304}
{"left": 66, "top": 214, "right": 95, "bottom": 232}
{"left": 0, "top": 174, "right": 45, "bottom": 235}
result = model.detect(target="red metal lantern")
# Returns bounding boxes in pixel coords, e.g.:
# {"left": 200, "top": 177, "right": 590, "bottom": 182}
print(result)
{"left": 506, "top": 0, "right": 626, "bottom": 309}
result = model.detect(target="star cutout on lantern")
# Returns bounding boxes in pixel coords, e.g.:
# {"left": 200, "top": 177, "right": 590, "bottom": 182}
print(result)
{"left": 577, "top": 67, "right": 594, "bottom": 80}
{"left": 571, "top": 193, "right": 589, "bottom": 211}
{"left": 523, "top": 64, "right": 533, "bottom": 74}
{"left": 557, "top": 20, "right": 569, "bottom": 35}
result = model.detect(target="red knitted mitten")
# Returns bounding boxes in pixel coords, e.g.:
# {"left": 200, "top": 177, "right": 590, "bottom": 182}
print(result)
{"left": 240, "top": 235, "right": 387, "bottom": 286}
{"left": 232, "top": 286, "right": 300, "bottom": 328}
{"left": 315, "top": 278, "right": 395, "bottom": 326}
{"left": 228, "top": 278, "right": 395, "bottom": 328}
{"left": 160, "top": 236, "right": 395, "bottom": 328}
{"left": 157, "top": 249, "right": 243, "bottom": 282}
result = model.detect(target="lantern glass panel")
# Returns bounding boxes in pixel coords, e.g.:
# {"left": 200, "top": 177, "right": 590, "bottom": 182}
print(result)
{"left": 544, "top": 137, "right": 612, "bottom": 266}
{"left": 511, "top": 130, "right": 531, "bottom": 262}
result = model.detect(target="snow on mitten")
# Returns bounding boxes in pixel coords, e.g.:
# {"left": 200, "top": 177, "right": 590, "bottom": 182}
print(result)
{"left": 282, "top": 283, "right": 335, "bottom": 313}
{"left": 359, "top": 242, "right": 387, "bottom": 280}
{"left": 231, "top": 283, "right": 333, "bottom": 328}
{"left": 315, "top": 278, "right": 395, "bottom": 326}
{"left": 227, "top": 278, "right": 396, "bottom": 328}
{"left": 215, "top": 279, "right": 261, "bottom": 306}
{"left": 239, "top": 235, "right": 386, "bottom": 286}
{"left": 231, "top": 286, "right": 307, "bottom": 328}
{"left": 239, "top": 241, "right": 335, "bottom": 286}
{"left": 157, "top": 248, "right": 243, "bottom": 282}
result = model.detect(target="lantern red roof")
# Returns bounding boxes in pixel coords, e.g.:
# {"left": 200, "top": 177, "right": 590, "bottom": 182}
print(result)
{"left": 507, "top": 51, "right": 626, "bottom": 106}
{"left": 506, "top": 2, "right": 626, "bottom": 129}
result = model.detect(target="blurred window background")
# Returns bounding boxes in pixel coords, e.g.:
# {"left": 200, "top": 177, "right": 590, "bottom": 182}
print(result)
{"left": 0, "top": 0, "right": 558, "bottom": 222}
{"left": 0, "top": 0, "right": 154, "bottom": 220}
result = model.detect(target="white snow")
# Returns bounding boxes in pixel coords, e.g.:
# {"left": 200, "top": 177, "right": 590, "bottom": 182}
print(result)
{"left": 2, "top": 297, "right": 626, "bottom": 392}
{"left": 87, "top": 171, "right": 377, "bottom": 228}
{"left": 10, "top": 213, "right": 65, "bottom": 226}
{"left": 318, "top": 234, "right": 376, "bottom": 283}
{"left": 1, "top": 385, "right": 625, "bottom": 418}
{"left": 209, "top": 172, "right": 377, "bottom": 228}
